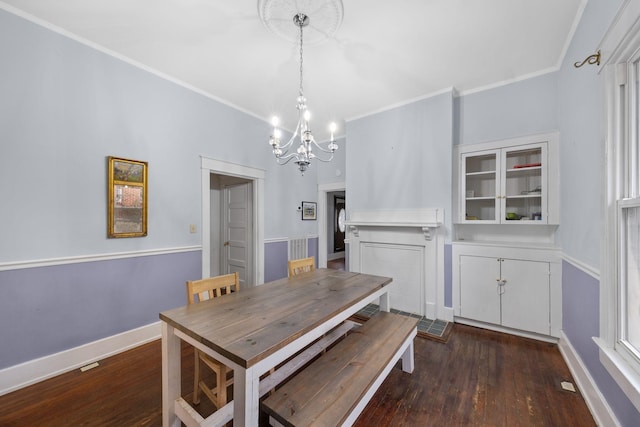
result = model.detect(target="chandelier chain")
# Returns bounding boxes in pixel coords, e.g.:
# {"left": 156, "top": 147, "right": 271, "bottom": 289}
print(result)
{"left": 298, "top": 19, "right": 304, "bottom": 97}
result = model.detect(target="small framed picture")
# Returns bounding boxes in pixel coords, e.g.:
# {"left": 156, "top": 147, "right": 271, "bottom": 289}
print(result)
{"left": 107, "top": 156, "right": 148, "bottom": 238}
{"left": 301, "top": 201, "right": 317, "bottom": 220}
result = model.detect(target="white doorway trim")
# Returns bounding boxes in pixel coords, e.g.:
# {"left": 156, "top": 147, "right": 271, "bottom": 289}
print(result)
{"left": 201, "top": 156, "right": 265, "bottom": 285}
{"left": 317, "top": 182, "right": 346, "bottom": 268}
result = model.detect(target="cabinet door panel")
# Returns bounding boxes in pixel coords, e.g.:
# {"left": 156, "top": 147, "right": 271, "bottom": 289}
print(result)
{"left": 501, "top": 144, "right": 546, "bottom": 223}
{"left": 500, "top": 259, "right": 550, "bottom": 335}
{"left": 462, "top": 150, "right": 500, "bottom": 222}
{"left": 459, "top": 255, "right": 501, "bottom": 325}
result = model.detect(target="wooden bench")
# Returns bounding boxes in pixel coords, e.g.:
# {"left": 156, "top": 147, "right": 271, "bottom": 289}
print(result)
{"left": 261, "top": 311, "right": 418, "bottom": 427}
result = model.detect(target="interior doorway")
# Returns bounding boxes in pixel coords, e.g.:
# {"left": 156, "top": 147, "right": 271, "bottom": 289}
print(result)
{"left": 210, "top": 175, "right": 253, "bottom": 288}
{"left": 328, "top": 191, "right": 346, "bottom": 259}
{"left": 200, "top": 157, "right": 264, "bottom": 286}
{"left": 317, "top": 182, "right": 346, "bottom": 268}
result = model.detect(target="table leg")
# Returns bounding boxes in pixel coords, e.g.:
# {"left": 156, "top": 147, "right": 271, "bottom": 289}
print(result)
{"left": 233, "top": 365, "right": 261, "bottom": 426}
{"left": 162, "top": 322, "right": 181, "bottom": 427}
{"left": 401, "top": 339, "right": 415, "bottom": 373}
{"left": 379, "top": 291, "right": 390, "bottom": 312}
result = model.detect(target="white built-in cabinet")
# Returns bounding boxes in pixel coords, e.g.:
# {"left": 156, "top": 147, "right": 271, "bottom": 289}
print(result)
{"left": 453, "top": 133, "right": 561, "bottom": 340}
{"left": 453, "top": 243, "right": 561, "bottom": 339}
{"left": 455, "top": 133, "right": 558, "bottom": 225}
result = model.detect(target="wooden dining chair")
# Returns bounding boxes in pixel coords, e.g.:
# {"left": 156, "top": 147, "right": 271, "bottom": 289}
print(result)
{"left": 288, "top": 256, "right": 316, "bottom": 277}
{"left": 186, "top": 272, "right": 239, "bottom": 408}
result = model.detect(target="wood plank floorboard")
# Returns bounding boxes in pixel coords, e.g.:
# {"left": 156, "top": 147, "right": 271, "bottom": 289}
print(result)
{"left": 0, "top": 324, "right": 595, "bottom": 426}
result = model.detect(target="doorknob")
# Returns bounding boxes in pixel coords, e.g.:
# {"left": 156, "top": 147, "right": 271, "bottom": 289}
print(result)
{"left": 223, "top": 241, "right": 230, "bottom": 246}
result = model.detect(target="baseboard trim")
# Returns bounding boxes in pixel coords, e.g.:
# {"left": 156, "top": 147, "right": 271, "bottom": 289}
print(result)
{"left": 440, "top": 306, "right": 455, "bottom": 322}
{"left": 0, "top": 322, "right": 161, "bottom": 397}
{"left": 453, "top": 317, "right": 558, "bottom": 343}
{"left": 558, "top": 331, "right": 619, "bottom": 427}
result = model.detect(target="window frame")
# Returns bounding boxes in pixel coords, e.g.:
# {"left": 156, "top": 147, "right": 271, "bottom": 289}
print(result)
{"left": 617, "top": 198, "right": 640, "bottom": 370}
{"left": 599, "top": 0, "right": 640, "bottom": 412}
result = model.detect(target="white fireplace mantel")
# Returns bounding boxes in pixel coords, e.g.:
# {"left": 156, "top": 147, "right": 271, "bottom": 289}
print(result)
{"left": 346, "top": 208, "right": 442, "bottom": 240}
{"left": 346, "top": 208, "right": 450, "bottom": 321}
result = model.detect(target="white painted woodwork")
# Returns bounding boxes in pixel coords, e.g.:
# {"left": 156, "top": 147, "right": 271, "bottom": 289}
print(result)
{"left": 453, "top": 242, "right": 561, "bottom": 339}
{"left": 361, "top": 243, "right": 424, "bottom": 315}
{"left": 162, "top": 323, "right": 181, "bottom": 427}
{"left": 346, "top": 208, "right": 447, "bottom": 320}
{"left": 0, "top": 321, "right": 162, "bottom": 397}
{"left": 222, "top": 181, "right": 252, "bottom": 287}
{"left": 500, "top": 258, "right": 550, "bottom": 335}
{"left": 454, "top": 132, "right": 559, "bottom": 226}
{"left": 317, "top": 182, "right": 346, "bottom": 269}
{"left": 200, "top": 156, "right": 264, "bottom": 286}
{"left": 459, "top": 255, "right": 502, "bottom": 325}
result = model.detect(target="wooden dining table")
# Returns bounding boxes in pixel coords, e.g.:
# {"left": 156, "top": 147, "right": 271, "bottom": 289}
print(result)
{"left": 160, "top": 268, "right": 393, "bottom": 427}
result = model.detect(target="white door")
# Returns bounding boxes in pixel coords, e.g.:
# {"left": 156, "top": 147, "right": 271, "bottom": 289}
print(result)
{"left": 222, "top": 181, "right": 253, "bottom": 288}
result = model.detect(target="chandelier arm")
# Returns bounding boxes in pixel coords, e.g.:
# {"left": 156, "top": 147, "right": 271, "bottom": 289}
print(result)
{"left": 311, "top": 153, "right": 335, "bottom": 163}
{"left": 276, "top": 116, "right": 303, "bottom": 152}
{"left": 277, "top": 133, "right": 297, "bottom": 152}
{"left": 274, "top": 153, "right": 302, "bottom": 165}
{"left": 310, "top": 139, "right": 336, "bottom": 153}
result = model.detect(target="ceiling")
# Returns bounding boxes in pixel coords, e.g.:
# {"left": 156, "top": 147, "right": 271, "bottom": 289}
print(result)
{"left": 1, "top": 0, "right": 585, "bottom": 141}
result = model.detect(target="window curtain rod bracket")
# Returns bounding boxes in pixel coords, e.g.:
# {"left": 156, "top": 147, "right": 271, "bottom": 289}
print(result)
{"left": 574, "top": 50, "right": 601, "bottom": 68}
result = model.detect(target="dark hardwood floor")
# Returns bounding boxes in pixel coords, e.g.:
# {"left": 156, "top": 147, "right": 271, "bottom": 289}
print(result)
{"left": 0, "top": 324, "right": 595, "bottom": 426}
{"left": 327, "top": 256, "right": 345, "bottom": 271}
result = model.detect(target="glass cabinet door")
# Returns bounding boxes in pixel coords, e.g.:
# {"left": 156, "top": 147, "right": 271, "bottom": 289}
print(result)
{"left": 501, "top": 144, "right": 546, "bottom": 223}
{"left": 462, "top": 150, "right": 499, "bottom": 222}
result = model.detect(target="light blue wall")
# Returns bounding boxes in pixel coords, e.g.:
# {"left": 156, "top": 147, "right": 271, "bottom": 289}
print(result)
{"left": 557, "top": 0, "right": 617, "bottom": 267}
{"left": 346, "top": 90, "right": 454, "bottom": 239}
{"left": 456, "top": 72, "right": 559, "bottom": 146}
{"left": 0, "top": 9, "right": 319, "bottom": 368}
{"left": 0, "top": 8, "right": 318, "bottom": 263}
{"left": 316, "top": 136, "right": 346, "bottom": 185}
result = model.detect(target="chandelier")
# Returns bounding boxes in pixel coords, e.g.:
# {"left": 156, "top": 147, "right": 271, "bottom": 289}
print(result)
{"left": 267, "top": 12, "right": 338, "bottom": 175}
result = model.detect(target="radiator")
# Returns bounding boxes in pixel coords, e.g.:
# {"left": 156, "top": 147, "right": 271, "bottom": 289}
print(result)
{"left": 288, "top": 238, "right": 308, "bottom": 260}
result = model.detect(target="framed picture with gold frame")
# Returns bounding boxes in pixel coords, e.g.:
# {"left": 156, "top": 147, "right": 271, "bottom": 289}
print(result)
{"left": 107, "top": 156, "right": 148, "bottom": 238}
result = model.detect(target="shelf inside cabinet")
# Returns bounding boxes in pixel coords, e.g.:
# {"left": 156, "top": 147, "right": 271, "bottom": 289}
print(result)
{"left": 506, "top": 166, "right": 542, "bottom": 174}
{"left": 506, "top": 194, "right": 542, "bottom": 199}
{"left": 466, "top": 170, "right": 496, "bottom": 177}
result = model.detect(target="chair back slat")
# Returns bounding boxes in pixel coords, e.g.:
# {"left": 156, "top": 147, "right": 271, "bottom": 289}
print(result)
{"left": 288, "top": 256, "right": 316, "bottom": 277}
{"left": 186, "top": 272, "right": 240, "bottom": 304}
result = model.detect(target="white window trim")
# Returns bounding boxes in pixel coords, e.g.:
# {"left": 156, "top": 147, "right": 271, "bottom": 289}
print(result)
{"left": 600, "top": 0, "right": 640, "bottom": 412}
